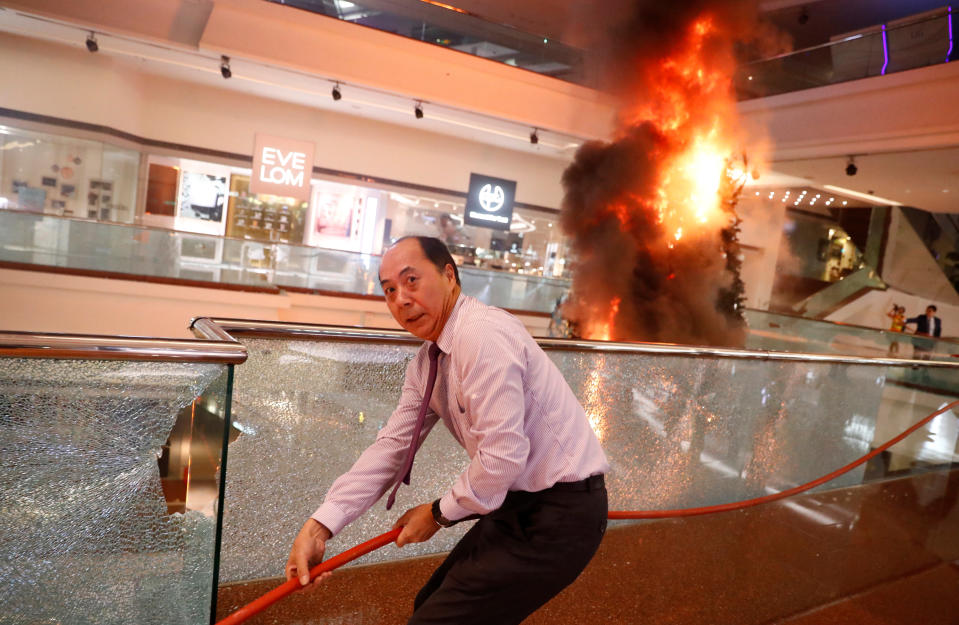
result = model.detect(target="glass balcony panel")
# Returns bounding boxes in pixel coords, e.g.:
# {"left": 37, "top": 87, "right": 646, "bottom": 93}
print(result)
{"left": 267, "top": 0, "right": 585, "bottom": 83}
{"left": 215, "top": 331, "right": 959, "bottom": 596}
{"left": 266, "top": 1, "right": 952, "bottom": 97}
{"left": 0, "top": 210, "right": 568, "bottom": 312}
{"left": 736, "top": 11, "right": 953, "bottom": 99}
{"left": 745, "top": 309, "right": 958, "bottom": 366}
{"left": 0, "top": 358, "right": 231, "bottom": 624}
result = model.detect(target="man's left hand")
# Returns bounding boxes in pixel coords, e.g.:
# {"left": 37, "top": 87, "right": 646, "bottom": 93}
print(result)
{"left": 393, "top": 503, "right": 440, "bottom": 547}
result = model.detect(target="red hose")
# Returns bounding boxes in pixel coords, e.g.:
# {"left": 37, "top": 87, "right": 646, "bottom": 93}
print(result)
{"left": 611, "top": 398, "right": 959, "bottom": 519}
{"left": 215, "top": 528, "right": 401, "bottom": 625}
{"left": 216, "top": 399, "right": 959, "bottom": 625}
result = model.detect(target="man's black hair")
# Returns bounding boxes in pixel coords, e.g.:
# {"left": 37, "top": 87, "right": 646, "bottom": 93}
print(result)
{"left": 394, "top": 236, "right": 461, "bottom": 285}
{"left": 928, "top": 305, "right": 938, "bottom": 313}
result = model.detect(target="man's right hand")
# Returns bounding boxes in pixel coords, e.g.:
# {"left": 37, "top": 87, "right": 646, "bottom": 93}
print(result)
{"left": 286, "top": 519, "right": 333, "bottom": 590}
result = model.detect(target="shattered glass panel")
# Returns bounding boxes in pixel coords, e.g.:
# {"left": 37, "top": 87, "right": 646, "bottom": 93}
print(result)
{"left": 218, "top": 336, "right": 954, "bottom": 585}
{"left": 220, "top": 338, "right": 470, "bottom": 583}
{"left": 551, "top": 352, "right": 883, "bottom": 513}
{"left": 0, "top": 358, "right": 228, "bottom": 625}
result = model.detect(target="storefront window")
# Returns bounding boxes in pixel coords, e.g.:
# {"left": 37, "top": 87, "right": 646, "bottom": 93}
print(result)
{"left": 143, "top": 156, "right": 231, "bottom": 237}
{"left": 226, "top": 175, "right": 308, "bottom": 244}
{"left": 0, "top": 125, "right": 138, "bottom": 223}
{"left": 305, "top": 178, "right": 383, "bottom": 254}
{"left": 0, "top": 119, "right": 572, "bottom": 283}
{"left": 380, "top": 190, "right": 569, "bottom": 278}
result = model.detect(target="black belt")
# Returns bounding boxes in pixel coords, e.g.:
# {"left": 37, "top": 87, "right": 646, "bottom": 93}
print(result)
{"left": 547, "top": 474, "right": 605, "bottom": 493}
{"left": 448, "top": 475, "right": 607, "bottom": 526}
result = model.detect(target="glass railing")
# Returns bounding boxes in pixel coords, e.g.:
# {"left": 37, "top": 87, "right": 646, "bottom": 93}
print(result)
{"left": 209, "top": 320, "right": 959, "bottom": 624}
{"left": 268, "top": 0, "right": 586, "bottom": 83}
{"left": 4, "top": 318, "right": 958, "bottom": 623}
{"left": 4, "top": 208, "right": 956, "bottom": 354}
{"left": 0, "top": 329, "right": 245, "bottom": 625}
{"left": 745, "top": 308, "right": 959, "bottom": 363}
{"left": 269, "top": 1, "right": 954, "bottom": 99}
{"left": 735, "top": 9, "right": 955, "bottom": 99}
{"left": 0, "top": 209, "right": 569, "bottom": 313}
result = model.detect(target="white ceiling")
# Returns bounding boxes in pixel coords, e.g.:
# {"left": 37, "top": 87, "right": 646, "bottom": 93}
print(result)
{"left": 774, "top": 148, "right": 959, "bottom": 213}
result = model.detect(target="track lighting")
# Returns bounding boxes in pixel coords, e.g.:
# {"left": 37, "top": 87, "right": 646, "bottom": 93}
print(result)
{"left": 220, "top": 55, "right": 232, "bottom": 79}
{"left": 530, "top": 129, "right": 539, "bottom": 145}
{"left": 331, "top": 84, "right": 342, "bottom": 101}
{"left": 845, "top": 156, "right": 857, "bottom": 177}
{"left": 414, "top": 102, "right": 424, "bottom": 119}
{"left": 85, "top": 32, "right": 98, "bottom": 53}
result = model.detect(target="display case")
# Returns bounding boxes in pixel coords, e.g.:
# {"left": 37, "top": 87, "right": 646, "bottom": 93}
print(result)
{"left": 225, "top": 175, "right": 307, "bottom": 244}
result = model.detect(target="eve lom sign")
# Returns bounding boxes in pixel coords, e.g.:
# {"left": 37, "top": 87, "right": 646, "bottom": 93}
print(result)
{"left": 250, "top": 134, "right": 316, "bottom": 200}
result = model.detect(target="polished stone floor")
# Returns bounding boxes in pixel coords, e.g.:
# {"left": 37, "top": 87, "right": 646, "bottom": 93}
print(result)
{"left": 217, "top": 468, "right": 959, "bottom": 624}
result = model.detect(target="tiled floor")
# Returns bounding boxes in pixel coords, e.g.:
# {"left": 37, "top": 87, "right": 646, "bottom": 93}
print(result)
{"left": 217, "top": 468, "right": 959, "bottom": 624}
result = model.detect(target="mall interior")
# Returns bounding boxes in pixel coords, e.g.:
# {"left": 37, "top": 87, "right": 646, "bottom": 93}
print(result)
{"left": 1, "top": 1, "right": 958, "bottom": 623}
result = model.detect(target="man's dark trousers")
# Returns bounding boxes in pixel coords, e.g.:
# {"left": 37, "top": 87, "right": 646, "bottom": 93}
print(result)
{"left": 408, "top": 476, "right": 608, "bottom": 625}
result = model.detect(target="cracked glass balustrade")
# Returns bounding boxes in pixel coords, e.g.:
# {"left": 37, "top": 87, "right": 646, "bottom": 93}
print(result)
{"left": 216, "top": 334, "right": 959, "bottom": 587}
{"left": 0, "top": 358, "right": 232, "bottom": 625}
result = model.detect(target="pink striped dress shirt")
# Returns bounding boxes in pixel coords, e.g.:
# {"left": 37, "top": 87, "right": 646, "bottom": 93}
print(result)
{"left": 312, "top": 294, "right": 609, "bottom": 535}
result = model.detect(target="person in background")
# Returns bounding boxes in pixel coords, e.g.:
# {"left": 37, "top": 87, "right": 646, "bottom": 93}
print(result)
{"left": 437, "top": 213, "right": 469, "bottom": 246}
{"left": 887, "top": 304, "right": 906, "bottom": 332}
{"left": 886, "top": 304, "right": 906, "bottom": 355}
{"left": 905, "top": 305, "right": 942, "bottom": 360}
{"left": 905, "top": 305, "right": 942, "bottom": 338}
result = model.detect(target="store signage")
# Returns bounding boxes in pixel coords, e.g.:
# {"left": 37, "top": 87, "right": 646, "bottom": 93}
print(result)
{"left": 250, "top": 134, "right": 315, "bottom": 201}
{"left": 464, "top": 173, "right": 516, "bottom": 231}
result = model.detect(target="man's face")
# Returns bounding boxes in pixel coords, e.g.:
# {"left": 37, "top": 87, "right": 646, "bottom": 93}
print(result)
{"left": 379, "top": 239, "right": 460, "bottom": 341}
{"left": 927, "top": 307, "right": 936, "bottom": 316}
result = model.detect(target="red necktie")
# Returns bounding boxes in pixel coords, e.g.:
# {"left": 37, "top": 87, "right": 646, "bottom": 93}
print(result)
{"left": 386, "top": 343, "right": 442, "bottom": 510}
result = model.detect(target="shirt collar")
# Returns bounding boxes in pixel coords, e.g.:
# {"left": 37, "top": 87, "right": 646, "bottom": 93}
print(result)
{"left": 434, "top": 293, "right": 466, "bottom": 355}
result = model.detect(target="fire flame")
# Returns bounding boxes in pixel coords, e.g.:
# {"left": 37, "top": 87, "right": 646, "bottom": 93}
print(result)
{"left": 565, "top": 10, "right": 751, "bottom": 346}
{"left": 631, "top": 17, "right": 737, "bottom": 244}
{"left": 590, "top": 296, "right": 621, "bottom": 342}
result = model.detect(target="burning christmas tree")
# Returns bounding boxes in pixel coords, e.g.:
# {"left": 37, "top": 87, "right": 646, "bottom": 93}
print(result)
{"left": 560, "top": 2, "right": 773, "bottom": 347}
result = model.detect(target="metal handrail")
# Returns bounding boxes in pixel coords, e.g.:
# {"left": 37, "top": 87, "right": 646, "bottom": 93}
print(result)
{"left": 198, "top": 317, "right": 959, "bottom": 369}
{"left": 0, "top": 329, "right": 247, "bottom": 364}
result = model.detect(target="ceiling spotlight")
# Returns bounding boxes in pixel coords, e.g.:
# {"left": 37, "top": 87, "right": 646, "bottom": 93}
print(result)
{"left": 220, "top": 55, "right": 232, "bottom": 79}
{"left": 331, "top": 84, "right": 341, "bottom": 101}
{"left": 414, "top": 102, "right": 424, "bottom": 119}
{"left": 845, "top": 156, "right": 857, "bottom": 176}
{"left": 85, "top": 32, "right": 98, "bottom": 53}
{"left": 530, "top": 129, "right": 539, "bottom": 145}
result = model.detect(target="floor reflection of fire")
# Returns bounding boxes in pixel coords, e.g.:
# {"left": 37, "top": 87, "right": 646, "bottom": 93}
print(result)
{"left": 583, "top": 356, "right": 609, "bottom": 443}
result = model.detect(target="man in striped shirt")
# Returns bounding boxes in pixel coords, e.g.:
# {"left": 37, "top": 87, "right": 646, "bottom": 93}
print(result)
{"left": 287, "top": 236, "right": 609, "bottom": 624}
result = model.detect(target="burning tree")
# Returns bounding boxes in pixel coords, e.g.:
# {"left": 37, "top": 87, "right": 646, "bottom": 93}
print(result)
{"left": 560, "top": 4, "right": 771, "bottom": 347}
